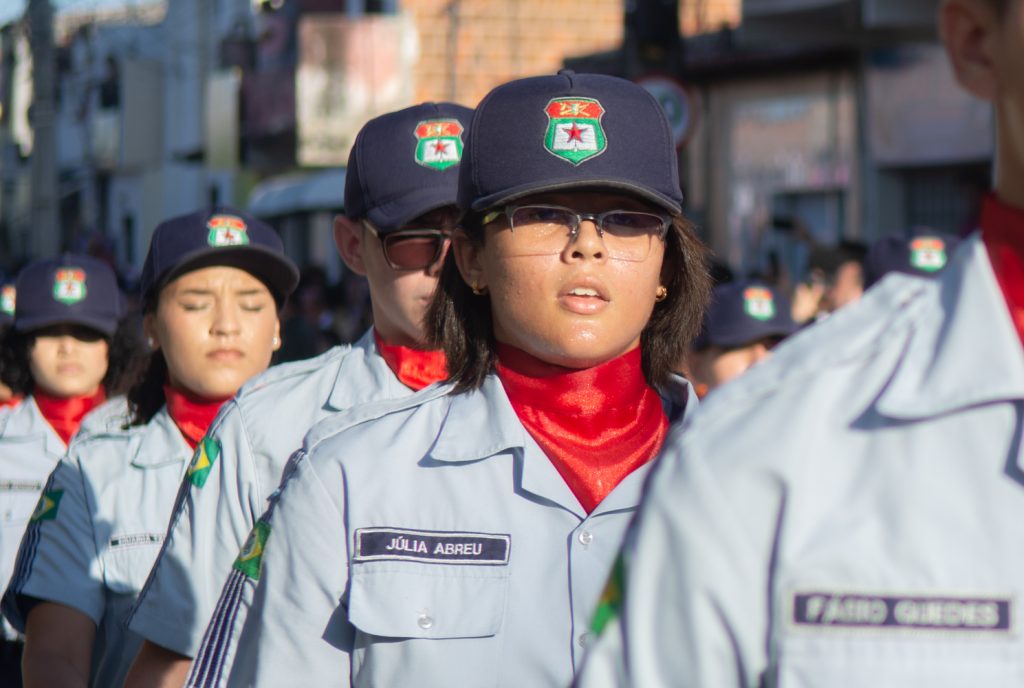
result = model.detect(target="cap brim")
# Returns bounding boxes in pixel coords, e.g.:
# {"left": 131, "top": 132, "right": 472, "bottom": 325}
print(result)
{"left": 151, "top": 245, "right": 300, "bottom": 303}
{"left": 365, "top": 186, "right": 460, "bottom": 234}
{"left": 469, "top": 178, "right": 682, "bottom": 215}
{"left": 15, "top": 312, "right": 118, "bottom": 337}
{"left": 698, "top": 322, "right": 796, "bottom": 351}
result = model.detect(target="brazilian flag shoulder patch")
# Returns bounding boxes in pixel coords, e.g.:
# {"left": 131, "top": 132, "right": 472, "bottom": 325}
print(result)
{"left": 590, "top": 553, "right": 625, "bottom": 636}
{"left": 233, "top": 521, "right": 271, "bottom": 580}
{"left": 187, "top": 436, "right": 221, "bottom": 488}
{"left": 31, "top": 489, "right": 64, "bottom": 522}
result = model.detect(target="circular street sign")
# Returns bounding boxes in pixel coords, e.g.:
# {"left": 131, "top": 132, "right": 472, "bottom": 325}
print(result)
{"left": 637, "top": 75, "right": 700, "bottom": 149}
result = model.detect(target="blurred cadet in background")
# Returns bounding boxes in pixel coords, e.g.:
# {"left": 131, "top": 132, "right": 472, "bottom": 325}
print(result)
{"left": 791, "top": 240, "right": 868, "bottom": 324}
{"left": 863, "top": 233, "right": 962, "bottom": 288}
{"left": 0, "top": 255, "right": 135, "bottom": 685}
{"left": 688, "top": 280, "right": 797, "bottom": 397}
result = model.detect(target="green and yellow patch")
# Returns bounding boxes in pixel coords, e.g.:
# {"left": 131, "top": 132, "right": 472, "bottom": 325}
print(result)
{"left": 31, "top": 489, "right": 64, "bottom": 522}
{"left": 233, "top": 521, "right": 271, "bottom": 580}
{"left": 187, "top": 437, "right": 221, "bottom": 488}
{"left": 590, "top": 554, "right": 625, "bottom": 635}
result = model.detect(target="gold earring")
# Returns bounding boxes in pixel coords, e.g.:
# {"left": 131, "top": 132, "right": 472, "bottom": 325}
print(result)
{"left": 471, "top": 283, "right": 488, "bottom": 296}
{"left": 655, "top": 285, "right": 668, "bottom": 302}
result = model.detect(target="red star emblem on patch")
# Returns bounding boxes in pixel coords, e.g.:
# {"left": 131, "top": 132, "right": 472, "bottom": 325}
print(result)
{"left": 564, "top": 122, "right": 585, "bottom": 143}
{"left": 433, "top": 140, "right": 449, "bottom": 155}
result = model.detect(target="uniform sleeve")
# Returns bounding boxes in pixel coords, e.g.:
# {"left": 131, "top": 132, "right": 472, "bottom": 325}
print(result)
{"left": 128, "top": 401, "right": 263, "bottom": 657}
{"left": 2, "top": 457, "right": 104, "bottom": 630}
{"left": 575, "top": 428, "right": 783, "bottom": 688}
{"left": 187, "top": 451, "right": 351, "bottom": 687}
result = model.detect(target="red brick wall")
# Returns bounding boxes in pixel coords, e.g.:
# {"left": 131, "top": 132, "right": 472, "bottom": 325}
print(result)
{"left": 405, "top": 0, "right": 740, "bottom": 107}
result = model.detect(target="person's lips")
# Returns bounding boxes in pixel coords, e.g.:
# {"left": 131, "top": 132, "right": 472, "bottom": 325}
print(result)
{"left": 207, "top": 348, "right": 244, "bottom": 362}
{"left": 558, "top": 277, "right": 610, "bottom": 315}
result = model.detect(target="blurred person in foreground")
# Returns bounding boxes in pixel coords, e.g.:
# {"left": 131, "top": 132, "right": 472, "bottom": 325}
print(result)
{"left": 687, "top": 280, "right": 797, "bottom": 397}
{"left": 576, "top": 0, "right": 1024, "bottom": 685}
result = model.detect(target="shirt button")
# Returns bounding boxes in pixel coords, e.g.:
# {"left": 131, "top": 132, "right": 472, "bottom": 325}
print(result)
{"left": 418, "top": 614, "right": 434, "bottom": 630}
{"left": 578, "top": 531, "right": 593, "bottom": 546}
{"left": 578, "top": 632, "right": 592, "bottom": 647}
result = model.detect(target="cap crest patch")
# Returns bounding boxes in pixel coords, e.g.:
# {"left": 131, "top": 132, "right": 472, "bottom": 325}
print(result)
{"left": 909, "top": 237, "right": 947, "bottom": 272}
{"left": 544, "top": 97, "right": 607, "bottom": 165}
{"left": 414, "top": 119, "right": 464, "bottom": 170}
{"left": 53, "top": 268, "right": 87, "bottom": 305}
{"left": 743, "top": 287, "right": 776, "bottom": 321}
{"left": 207, "top": 214, "right": 250, "bottom": 247}
{"left": 0, "top": 285, "right": 14, "bottom": 316}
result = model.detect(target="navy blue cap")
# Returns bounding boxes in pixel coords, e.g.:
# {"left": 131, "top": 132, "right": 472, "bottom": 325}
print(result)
{"left": 459, "top": 70, "right": 683, "bottom": 215}
{"left": 0, "top": 282, "right": 14, "bottom": 327}
{"left": 345, "top": 102, "right": 473, "bottom": 234}
{"left": 14, "top": 254, "right": 123, "bottom": 336}
{"left": 863, "top": 234, "right": 960, "bottom": 288}
{"left": 141, "top": 206, "right": 300, "bottom": 304}
{"left": 694, "top": 280, "right": 797, "bottom": 351}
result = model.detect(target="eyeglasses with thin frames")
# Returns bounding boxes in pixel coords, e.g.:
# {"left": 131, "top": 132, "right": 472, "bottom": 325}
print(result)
{"left": 482, "top": 204, "right": 670, "bottom": 262}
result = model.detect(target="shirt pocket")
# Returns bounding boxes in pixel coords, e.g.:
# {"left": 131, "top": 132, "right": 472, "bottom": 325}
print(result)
{"left": 100, "top": 539, "right": 162, "bottom": 596}
{"left": 348, "top": 564, "right": 509, "bottom": 688}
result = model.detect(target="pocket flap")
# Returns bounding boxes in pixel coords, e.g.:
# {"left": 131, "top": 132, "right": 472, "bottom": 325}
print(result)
{"left": 349, "top": 567, "right": 508, "bottom": 640}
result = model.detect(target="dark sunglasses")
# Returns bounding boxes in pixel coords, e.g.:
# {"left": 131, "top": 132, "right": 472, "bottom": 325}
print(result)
{"left": 364, "top": 222, "right": 452, "bottom": 271}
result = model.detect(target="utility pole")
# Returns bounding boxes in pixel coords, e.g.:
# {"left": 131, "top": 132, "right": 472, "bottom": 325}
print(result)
{"left": 28, "top": 0, "right": 59, "bottom": 257}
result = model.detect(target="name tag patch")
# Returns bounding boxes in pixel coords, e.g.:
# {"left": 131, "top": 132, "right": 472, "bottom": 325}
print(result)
{"left": 109, "top": 532, "right": 163, "bottom": 549}
{"left": 792, "top": 591, "right": 1012, "bottom": 633}
{"left": 354, "top": 527, "right": 510, "bottom": 565}
{"left": 0, "top": 480, "right": 43, "bottom": 492}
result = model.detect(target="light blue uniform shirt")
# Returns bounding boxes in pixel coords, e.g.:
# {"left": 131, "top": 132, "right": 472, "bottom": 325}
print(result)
{"left": 2, "top": 403, "right": 190, "bottom": 687}
{"left": 128, "top": 330, "right": 413, "bottom": 656}
{"left": 0, "top": 397, "right": 66, "bottom": 640}
{"left": 577, "top": 235, "right": 1024, "bottom": 687}
{"left": 188, "top": 371, "right": 694, "bottom": 687}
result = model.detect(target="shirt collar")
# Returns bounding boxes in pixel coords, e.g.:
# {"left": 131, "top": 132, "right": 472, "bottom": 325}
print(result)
{"left": 130, "top": 406, "right": 194, "bottom": 468}
{"left": 0, "top": 396, "right": 68, "bottom": 458}
{"left": 876, "top": 234, "right": 1024, "bottom": 420}
{"left": 431, "top": 372, "right": 696, "bottom": 518}
{"left": 326, "top": 328, "right": 412, "bottom": 411}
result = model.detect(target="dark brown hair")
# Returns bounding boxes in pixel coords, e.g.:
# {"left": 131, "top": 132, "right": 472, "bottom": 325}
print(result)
{"left": 0, "top": 318, "right": 149, "bottom": 398}
{"left": 126, "top": 293, "right": 170, "bottom": 426}
{"left": 426, "top": 210, "right": 712, "bottom": 392}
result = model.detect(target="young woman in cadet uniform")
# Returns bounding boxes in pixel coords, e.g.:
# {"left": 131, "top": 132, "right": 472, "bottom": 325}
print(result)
{"left": 123, "top": 102, "right": 471, "bottom": 687}
{"left": 1, "top": 208, "right": 298, "bottom": 688}
{"left": 0, "top": 255, "right": 135, "bottom": 684}
{"left": 188, "top": 71, "right": 711, "bottom": 687}
{"left": 576, "top": 1, "right": 1024, "bottom": 686}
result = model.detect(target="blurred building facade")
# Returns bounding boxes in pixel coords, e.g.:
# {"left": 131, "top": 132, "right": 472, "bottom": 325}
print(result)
{"left": 1, "top": 0, "right": 985, "bottom": 288}
{"left": 572, "top": 0, "right": 991, "bottom": 281}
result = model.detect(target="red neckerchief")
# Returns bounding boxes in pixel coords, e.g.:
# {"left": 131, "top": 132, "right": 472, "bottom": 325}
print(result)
{"left": 0, "top": 396, "right": 22, "bottom": 411}
{"left": 495, "top": 344, "right": 668, "bottom": 514}
{"left": 33, "top": 388, "right": 107, "bottom": 446}
{"left": 164, "top": 385, "right": 229, "bottom": 450}
{"left": 982, "top": 194, "right": 1024, "bottom": 345}
{"left": 374, "top": 330, "right": 448, "bottom": 391}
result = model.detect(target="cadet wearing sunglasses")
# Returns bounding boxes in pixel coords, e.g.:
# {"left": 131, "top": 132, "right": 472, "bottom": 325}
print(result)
{"left": 123, "top": 103, "right": 471, "bottom": 687}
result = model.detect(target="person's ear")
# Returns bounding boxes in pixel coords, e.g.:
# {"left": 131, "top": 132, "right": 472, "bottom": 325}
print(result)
{"left": 452, "top": 229, "right": 488, "bottom": 294}
{"left": 940, "top": 0, "right": 1001, "bottom": 102}
{"left": 142, "top": 312, "right": 161, "bottom": 351}
{"left": 334, "top": 215, "right": 368, "bottom": 277}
